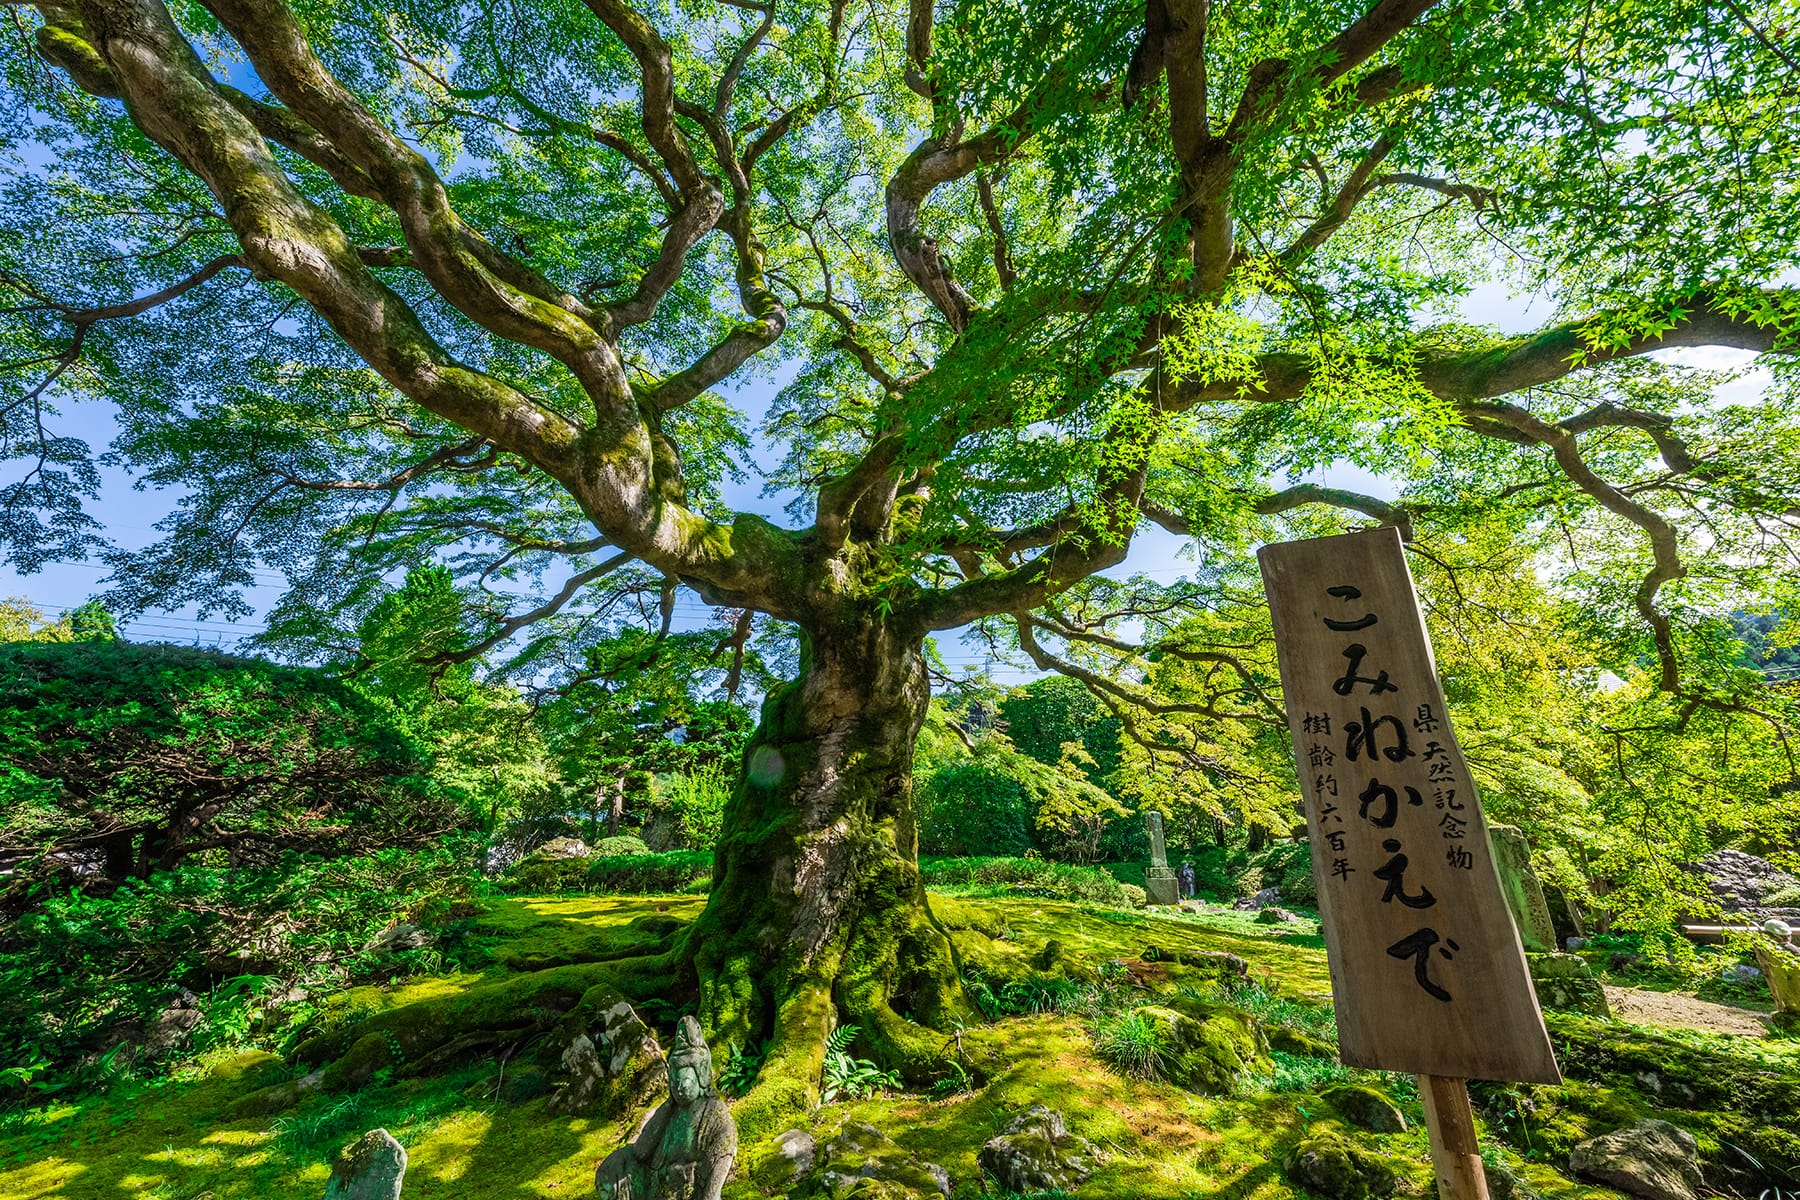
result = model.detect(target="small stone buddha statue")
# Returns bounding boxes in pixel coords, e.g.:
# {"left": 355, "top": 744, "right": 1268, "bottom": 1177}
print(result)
{"left": 595, "top": 1015, "right": 737, "bottom": 1200}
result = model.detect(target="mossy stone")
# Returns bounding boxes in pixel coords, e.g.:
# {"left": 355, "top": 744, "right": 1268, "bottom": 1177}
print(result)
{"left": 1321, "top": 1083, "right": 1407, "bottom": 1133}
{"left": 546, "top": 988, "right": 665, "bottom": 1117}
{"left": 815, "top": 1122, "right": 951, "bottom": 1199}
{"left": 1568, "top": 1119, "right": 1702, "bottom": 1200}
{"left": 1134, "top": 1003, "right": 1267, "bottom": 1095}
{"left": 205, "top": 1049, "right": 285, "bottom": 1088}
{"left": 749, "top": 1128, "right": 816, "bottom": 1192}
{"left": 976, "top": 1105, "right": 1098, "bottom": 1192}
{"left": 1283, "top": 1130, "right": 1397, "bottom": 1200}
{"left": 1143, "top": 946, "right": 1250, "bottom": 978}
{"left": 1267, "top": 1025, "right": 1338, "bottom": 1059}
{"left": 1528, "top": 952, "right": 1611, "bottom": 1017}
{"left": 323, "top": 1128, "right": 405, "bottom": 1200}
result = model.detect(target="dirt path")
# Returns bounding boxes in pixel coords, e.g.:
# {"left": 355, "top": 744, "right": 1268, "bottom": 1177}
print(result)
{"left": 1604, "top": 984, "right": 1774, "bottom": 1036}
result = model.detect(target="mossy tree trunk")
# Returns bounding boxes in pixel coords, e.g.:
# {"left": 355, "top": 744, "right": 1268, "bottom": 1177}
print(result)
{"left": 683, "top": 612, "right": 974, "bottom": 1121}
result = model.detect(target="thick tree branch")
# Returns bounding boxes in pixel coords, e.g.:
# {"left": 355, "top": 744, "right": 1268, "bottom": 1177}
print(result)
{"left": 199, "top": 0, "right": 622, "bottom": 389}
{"left": 1464, "top": 399, "right": 1687, "bottom": 690}
{"left": 1142, "top": 486, "right": 1414, "bottom": 540}
{"left": 640, "top": 207, "right": 787, "bottom": 410}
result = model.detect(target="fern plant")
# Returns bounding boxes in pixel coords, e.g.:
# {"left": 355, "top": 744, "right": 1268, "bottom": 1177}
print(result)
{"left": 820, "top": 1025, "right": 901, "bottom": 1104}
{"left": 716, "top": 1040, "right": 766, "bottom": 1098}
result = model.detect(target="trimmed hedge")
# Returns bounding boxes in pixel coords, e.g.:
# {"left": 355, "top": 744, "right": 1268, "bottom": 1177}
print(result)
{"left": 919, "top": 856, "right": 1132, "bottom": 908}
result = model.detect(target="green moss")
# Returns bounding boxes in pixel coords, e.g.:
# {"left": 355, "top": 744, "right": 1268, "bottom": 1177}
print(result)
{"left": 461, "top": 895, "right": 702, "bottom": 970}
{"left": 1318, "top": 1084, "right": 1407, "bottom": 1133}
{"left": 14, "top": 889, "right": 1787, "bottom": 1200}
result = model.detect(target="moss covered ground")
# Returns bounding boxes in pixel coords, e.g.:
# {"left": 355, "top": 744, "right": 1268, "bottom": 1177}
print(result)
{"left": 2, "top": 892, "right": 1793, "bottom": 1200}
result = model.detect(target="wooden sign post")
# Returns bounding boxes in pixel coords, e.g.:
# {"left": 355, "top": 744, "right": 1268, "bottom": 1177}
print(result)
{"left": 1259, "top": 529, "right": 1561, "bottom": 1200}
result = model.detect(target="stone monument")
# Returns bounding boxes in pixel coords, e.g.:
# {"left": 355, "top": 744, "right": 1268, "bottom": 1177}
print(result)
{"left": 1144, "top": 810, "right": 1179, "bottom": 905}
{"left": 1487, "top": 824, "right": 1557, "bottom": 953}
{"left": 595, "top": 1016, "right": 737, "bottom": 1200}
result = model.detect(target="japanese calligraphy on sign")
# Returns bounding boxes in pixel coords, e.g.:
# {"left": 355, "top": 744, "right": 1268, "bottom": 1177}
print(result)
{"left": 1259, "top": 528, "right": 1561, "bottom": 1084}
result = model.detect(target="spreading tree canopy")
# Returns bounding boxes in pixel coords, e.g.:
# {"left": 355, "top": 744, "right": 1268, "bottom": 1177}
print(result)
{"left": 6, "top": 0, "right": 1800, "bottom": 1115}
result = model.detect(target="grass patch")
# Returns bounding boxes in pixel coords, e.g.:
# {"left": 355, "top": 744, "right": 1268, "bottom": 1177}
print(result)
{"left": 1211, "top": 978, "right": 1339, "bottom": 1043}
{"left": 1091, "top": 1010, "right": 1169, "bottom": 1080}
{"left": 1241, "top": 1050, "right": 1355, "bottom": 1094}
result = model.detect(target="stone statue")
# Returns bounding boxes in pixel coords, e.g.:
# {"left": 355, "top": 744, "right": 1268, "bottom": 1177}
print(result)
{"left": 1178, "top": 862, "right": 1197, "bottom": 900}
{"left": 595, "top": 1016, "right": 737, "bottom": 1200}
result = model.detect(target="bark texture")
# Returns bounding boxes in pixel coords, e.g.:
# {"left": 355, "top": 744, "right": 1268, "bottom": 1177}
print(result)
{"left": 686, "top": 618, "right": 973, "bottom": 1131}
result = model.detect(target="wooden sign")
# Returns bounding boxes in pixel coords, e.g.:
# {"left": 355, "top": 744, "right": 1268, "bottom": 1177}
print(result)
{"left": 1259, "top": 528, "right": 1561, "bottom": 1085}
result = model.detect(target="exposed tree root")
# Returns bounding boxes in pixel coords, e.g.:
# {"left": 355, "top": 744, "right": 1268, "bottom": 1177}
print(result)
{"left": 227, "top": 944, "right": 694, "bottom": 1117}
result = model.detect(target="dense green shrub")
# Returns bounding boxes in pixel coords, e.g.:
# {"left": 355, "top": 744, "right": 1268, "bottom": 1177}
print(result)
{"left": 592, "top": 835, "right": 651, "bottom": 857}
{"left": 917, "top": 761, "right": 1034, "bottom": 857}
{"left": 0, "top": 641, "right": 461, "bottom": 894}
{"left": 641, "top": 764, "right": 733, "bottom": 849}
{"left": 919, "top": 856, "right": 1131, "bottom": 907}
{"left": 586, "top": 851, "right": 712, "bottom": 894}
{"left": 1255, "top": 839, "right": 1316, "bottom": 906}
{"left": 0, "top": 843, "right": 482, "bottom": 1091}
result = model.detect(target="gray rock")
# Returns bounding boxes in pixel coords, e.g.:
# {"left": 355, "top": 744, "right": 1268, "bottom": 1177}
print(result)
{"left": 1722, "top": 964, "right": 1764, "bottom": 985}
{"left": 1569, "top": 1119, "right": 1702, "bottom": 1200}
{"left": 977, "top": 1105, "right": 1098, "bottom": 1192}
{"left": 362, "top": 924, "right": 430, "bottom": 955}
{"left": 549, "top": 990, "right": 665, "bottom": 1118}
{"left": 751, "top": 1129, "right": 816, "bottom": 1192}
{"left": 1692, "top": 849, "right": 1800, "bottom": 923}
{"left": 535, "top": 835, "right": 590, "bottom": 859}
{"left": 1486, "top": 1162, "right": 1542, "bottom": 1200}
{"left": 144, "top": 989, "right": 204, "bottom": 1056}
{"left": 1254, "top": 906, "right": 1300, "bottom": 924}
{"left": 1565, "top": 936, "right": 1589, "bottom": 952}
{"left": 1320, "top": 1083, "right": 1407, "bottom": 1133}
{"left": 1234, "top": 887, "right": 1283, "bottom": 911}
{"left": 323, "top": 1128, "right": 405, "bottom": 1200}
